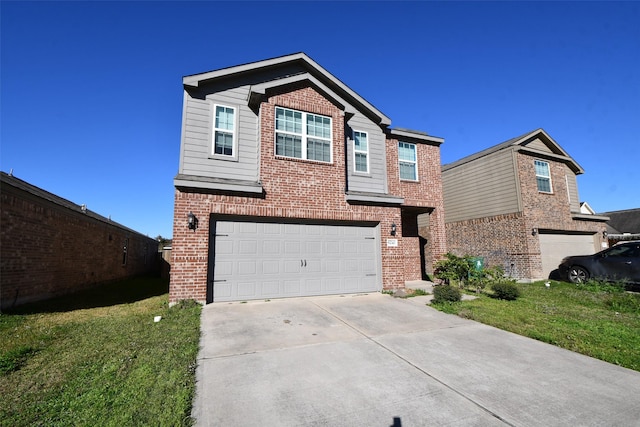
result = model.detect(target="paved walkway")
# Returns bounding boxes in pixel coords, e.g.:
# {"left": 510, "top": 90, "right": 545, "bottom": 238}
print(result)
{"left": 192, "top": 293, "right": 640, "bottom": 426}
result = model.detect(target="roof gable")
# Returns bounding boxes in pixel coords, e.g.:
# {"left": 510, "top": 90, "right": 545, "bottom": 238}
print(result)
{"left": 443, "top": 128, "right": 584, "bottom": 174}
{"left": 184, "top": 52, "right": 391, "bottom": 127}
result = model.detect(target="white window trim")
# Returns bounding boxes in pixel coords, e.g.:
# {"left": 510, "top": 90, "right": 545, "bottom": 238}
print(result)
{"left": 211, "top": 104, "right": 238, "bottom": 161}
{"left": 398, "top": 142, "right": 418, "bottom": 181}
{"left": 274, "top": 106, "right": 333, "bottom": 163}
{"left": 535, "top": 159, "right": 552, "bottom": 193}
{"left": 352, "top": 130, "right": 370, "bottom": 174}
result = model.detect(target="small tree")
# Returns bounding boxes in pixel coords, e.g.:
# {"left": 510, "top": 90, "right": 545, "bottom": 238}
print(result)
{"left": 434, "top": 253, "right": 476, "bottom": 288}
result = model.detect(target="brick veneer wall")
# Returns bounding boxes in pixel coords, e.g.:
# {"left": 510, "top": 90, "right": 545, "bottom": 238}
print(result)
{"left": 445, "top": 152, "right": 606, "bottom": 281}
{"left": 1, "top": 184, "right": 159, "bottom": 310}
{"left": 445, "top": 212, "right": 533, "bottom": 278}
{"left": 170, "top": 84, "right": 447, "bottom": 303}
{"left": 516, "top": 152, "right": 606, "bottom": 277}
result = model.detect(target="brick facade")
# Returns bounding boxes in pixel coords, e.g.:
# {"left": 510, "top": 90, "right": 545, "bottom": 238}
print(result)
{"left": 445, "top": 152, "right": 607, "bottom": 280}
{"left": 170, "top": 83, "right": 447, "bottom": 304}
{"left": 1, "top": 174, "right": 159, "bottom": 310}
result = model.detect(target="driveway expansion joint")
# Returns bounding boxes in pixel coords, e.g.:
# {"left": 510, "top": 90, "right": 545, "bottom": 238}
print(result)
{"left": 310, "top": 299, "right": 517, "bottom": 427}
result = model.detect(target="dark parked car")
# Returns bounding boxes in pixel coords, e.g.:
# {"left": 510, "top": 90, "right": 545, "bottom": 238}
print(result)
{"left": 558, "top": 241, "right": 640, "bottom": 288}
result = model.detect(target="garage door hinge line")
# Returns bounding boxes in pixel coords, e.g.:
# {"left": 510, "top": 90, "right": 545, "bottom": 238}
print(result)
{"left": 309, "top": 300, "right": 516, "bottom": 427}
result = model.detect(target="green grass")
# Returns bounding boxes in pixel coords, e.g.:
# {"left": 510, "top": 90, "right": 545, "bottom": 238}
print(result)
{"left": 431, "top": 280, "right": 640, "bottom": 371}
{"left": 0, "top": 276, "right": 201, "bottom": 427}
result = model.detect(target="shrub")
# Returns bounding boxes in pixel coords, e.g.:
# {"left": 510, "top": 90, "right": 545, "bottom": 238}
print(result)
{"left": 432, "top": 285, "right": 462, "bottom": 304}
{"left": 434, "top": 253, "right": 477, "bottom": 287}
{"left": 491, "top": 281, "right": 521, "bottom": 300}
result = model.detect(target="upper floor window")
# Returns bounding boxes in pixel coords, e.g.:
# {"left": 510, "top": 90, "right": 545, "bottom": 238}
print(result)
{"left": 213, "top": 105, "right": 236, "bottom": 157}
{"left": 353, "top": 131, "right": 369, "bottom": 173}
{"left": 275, "top": 107, "right": 332, "bottom": 163}
{"left": 398, "top": 142, "right": 417, "bottom": 181}
{"left": 535, "top": 160, "right": 552, "bottom": 192}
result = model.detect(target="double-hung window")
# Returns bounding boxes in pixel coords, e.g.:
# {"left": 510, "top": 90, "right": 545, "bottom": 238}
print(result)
{"left": 398, "top": 142, "right": 417, "bottom": 181}
{"left": 353, "top": 131, "right": 369, "bottom": 173}
{"left": 275, "top": 107, "right": 332, "bottom": 163}
{"left": 534, "top": 160, "right": 552, "bottom": 192}
{"left": 213, "top": 105, "right": 236, "bottom": 157}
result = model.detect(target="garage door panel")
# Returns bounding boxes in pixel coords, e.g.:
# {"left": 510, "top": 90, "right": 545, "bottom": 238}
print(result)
{"left": 539, "top": 233, "right": 597, "bottom": 279}
{"left": 238, "top": 222, "right": 258, "bottom": 233}
{"left": 283, "top": 280, "right": 301, "bottom": 294}
{"left": 215, "top": 283, "right": 233, "bottom": 299}
{"left": 216, "top": 240, "right": 234, "bottom": 255}
{"left": 238, "top": 260, "right": 256, "bottom": 274}
{"left": 306, "top": 241, "right": 322, "bottom": 254}
{"left": 326, "top": 260, "right": 340, "bottom": 273}
{"left": 263, "top": 260, "right": 279, "bottom": 275}
{"left": 261, "top": 281, "right": 279, "bottom": 295}
{"left": 304, "top": 279, "right": 322, "bottom": 293}
{"left": 263, "top": 223, "right": 280, "bottom": 234}
{"left": 283, "top": 259, "right": 301, "bottom": 274}
{"left": 212, "top": 220, "right": 381, "bottom": 302}
{"left": 306, "top": 259, "right": 321, "bottom": 273}
{"left": 237, "top": 282, "right": 257, "bottom": 297}
{"left": 263, "top": 240, "right": 280, "bottom": 253}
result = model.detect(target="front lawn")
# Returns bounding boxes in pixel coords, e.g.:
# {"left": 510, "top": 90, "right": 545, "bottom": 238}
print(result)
{"left": 431, "top": 280, "right": 640, "bottom": 371}
{"left": 0, "top": 276, "right": 201, "bottom": 427}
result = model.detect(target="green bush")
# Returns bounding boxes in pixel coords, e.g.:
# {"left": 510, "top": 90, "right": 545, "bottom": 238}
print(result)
{"left": 432, "top": 285, "right": 462, "bottom": 304}
{"left": 491, "top": 281, "right": 521, "bottom": 300}
{"left": 434, "top": 253, "right": 479, "bottom": 286}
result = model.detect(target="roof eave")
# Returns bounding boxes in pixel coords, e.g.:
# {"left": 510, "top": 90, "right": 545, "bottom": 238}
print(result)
{"left": 183, "top": 52, "right": 391, "bottom": 127}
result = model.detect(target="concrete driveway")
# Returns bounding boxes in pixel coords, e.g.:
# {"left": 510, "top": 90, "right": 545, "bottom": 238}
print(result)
{"left": 192, "top": 293, "right": 640, "bottom": 426}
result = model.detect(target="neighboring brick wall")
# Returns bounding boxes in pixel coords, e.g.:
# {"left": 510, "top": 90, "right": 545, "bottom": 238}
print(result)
{"left": 445, "top": 212, "right": 532, "bottom": 278}
{"left": 445, "top": 153, "right": 607, "bottom": 281}
{"left": 1, "top": 182, "right": 159, "bottom": 310}
{"left": 516, "top": 152, "right": 606, "bottom": 277}
{"left": 170, "top": 84, "right": 447, "bottom": 303}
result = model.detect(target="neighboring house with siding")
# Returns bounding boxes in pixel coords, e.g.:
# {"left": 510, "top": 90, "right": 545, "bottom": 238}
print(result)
{"left": 170, "top": 53, "right": 447, "bottom": 304}
{"left": 441, "top": 129, "right": 609, "bottom": 281}
{"left": 0, "top": 171, "right": 159, "bottom": 310}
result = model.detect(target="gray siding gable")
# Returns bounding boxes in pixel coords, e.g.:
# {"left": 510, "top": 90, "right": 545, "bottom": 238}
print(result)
{"left": 184, "top": 53, "right": 391, "bottom": 127}
{"left": 442, "top": 149, "right": 520, "bottom": 223}
{"left": 179, "top": 84, "right": 260, "bottom": 184}
{"left": 443, "top": 128, "right": 584, "bottom": 175}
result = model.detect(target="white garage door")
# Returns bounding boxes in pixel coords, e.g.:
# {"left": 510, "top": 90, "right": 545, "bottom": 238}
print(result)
{"left": 211, "top": 220, "right": 381, "bottom": 302}
{"left": 539, "top": 233, "right": 597, "bottom": 279}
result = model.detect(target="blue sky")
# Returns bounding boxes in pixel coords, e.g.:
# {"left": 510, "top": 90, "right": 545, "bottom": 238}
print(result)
{"left": 2, "top": 1, "right": 638, "bottom": 239}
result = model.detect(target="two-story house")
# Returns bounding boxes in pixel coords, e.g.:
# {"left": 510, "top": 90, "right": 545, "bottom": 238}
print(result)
{"left": 442, "top": 129, "right": 609, "bottom": 281}
{"left": 170, "top": 53, "right": 447, "bottom": 304}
